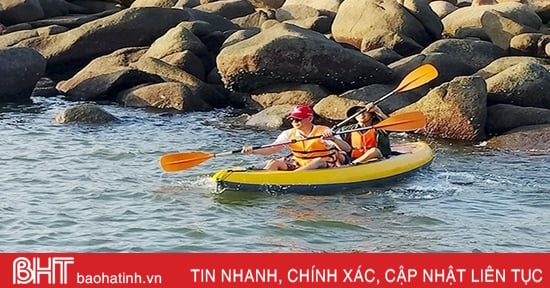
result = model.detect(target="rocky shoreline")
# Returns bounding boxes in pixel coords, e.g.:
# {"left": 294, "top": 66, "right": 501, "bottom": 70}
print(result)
{"left": 1, "top": 0, "right": 549, "bottom": 151}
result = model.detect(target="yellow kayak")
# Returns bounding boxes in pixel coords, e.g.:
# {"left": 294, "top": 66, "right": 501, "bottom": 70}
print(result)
{"left": 211, "top": 141, "right": 433, "bottom": 194}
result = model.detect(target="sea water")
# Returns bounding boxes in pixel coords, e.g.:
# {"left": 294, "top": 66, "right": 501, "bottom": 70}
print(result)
{"left": 1, "top": 96, "right": 548, "bottom": 252}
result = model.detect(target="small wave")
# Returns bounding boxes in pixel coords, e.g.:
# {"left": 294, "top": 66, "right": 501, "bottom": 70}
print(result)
{"left": 157, "top": 174, "right": 217, "bottom": 195}
{"left": 388, "top": 185, "right": 459, "bottom": 200}
{"left": 438, "top": 171, "right": 476, "bottom": 185}
{"left": 290, "top": 219, "right": 367, "bottom": 231}
{"left": 176, "top": 175, "right": 217, "bottom": 191}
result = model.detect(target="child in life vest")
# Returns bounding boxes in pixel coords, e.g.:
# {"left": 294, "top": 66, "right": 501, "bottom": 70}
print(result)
{"left": 340, "top": 102, "right": 391, "bottom": 165}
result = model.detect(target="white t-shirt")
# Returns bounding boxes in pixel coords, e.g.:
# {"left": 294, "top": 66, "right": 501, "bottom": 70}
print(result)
{"left": 273, "top": 125, "right": 342, "bottom": 148}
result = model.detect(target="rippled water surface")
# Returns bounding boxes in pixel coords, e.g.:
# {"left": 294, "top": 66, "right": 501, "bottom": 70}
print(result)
{"left": 1, "top": 97, "right": 549, "bottom": 252}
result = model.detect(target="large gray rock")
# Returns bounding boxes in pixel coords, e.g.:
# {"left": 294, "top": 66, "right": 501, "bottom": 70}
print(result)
{"left": 217, "top": 22, "right": 392, "bottom": 93}
{"left": 143, "top": 22, "right": 208, "bottom": 59}
{"left": 389, "top": 39, "right": 506, "bottom": 93}
{"left": 117, "top": 82, "right": 211, "bottom": 112}
{"left": 442, "top": 2, "right": 542, "bottom": 37}
{"left": 422, "top": 38, "right": 507, "bottom": 74}
{"left": 486, "top": 124, "right": 550, "bottom": 152}
{"left": 473, "top": 56, "right": 550, "bottom": 79}
{"left": 395, "top": 76, "right": 487, "bottom": 141}
{"left": 59, "top": 68, "right": 164, "bottom": 101}
{"left": 16, "top": 7, "right": 192, "bottom": 65}
{"left": 0, "top": 0, "right": 44, "bottom": 25}
{"left": 194, "top": 0, "right": 255, "bottom": 19}
{"left": 131, "top": 56, "right": 229, "bottom": 108}
{"left": 486, "top": 104, "right": 550, "bottom": 135}
{"left": 54, "top": 103, "right": 118, "bottom": 124}
{"left": 56, "top": 47, "right": 164, "bottom": 101}
{"left": 0, "top": 47, "right": 46, "bottom": 103}
{"left": 332, "top": 0, "right": 442, "bottom": 55}
{"left": 480, "top": 10, "right": 538, "bottom": 50}
{"left": 486, "top": 61, "right": 550, "bottom": 109}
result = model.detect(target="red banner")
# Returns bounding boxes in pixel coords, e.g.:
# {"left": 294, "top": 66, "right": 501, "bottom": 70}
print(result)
{"left": 0, "top": 253, "right": 547, "bottom": 287}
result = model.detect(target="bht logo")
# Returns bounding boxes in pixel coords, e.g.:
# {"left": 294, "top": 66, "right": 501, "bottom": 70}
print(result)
{"left": 13, "top": 256, "right": 74, "bottom": 285}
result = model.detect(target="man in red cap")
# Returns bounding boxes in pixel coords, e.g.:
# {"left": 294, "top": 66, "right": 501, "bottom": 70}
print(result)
{"left": 242, "top": 105, "right": 351, "bottom": 171}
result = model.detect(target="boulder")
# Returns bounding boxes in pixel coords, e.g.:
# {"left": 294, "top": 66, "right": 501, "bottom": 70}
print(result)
{"left": 486, "top": 61, "right": 550, "bottom": 109}
{"left": 0, "top": 47, "right": 46, "bottom": 103}
{"left": 194, "top": 0, "right": 255, "bottom": 19}
{"left": 217, "top": 22, "right": 392, "bottom": 93}
{"left": 332, "top": 0, "right": 441, "bottom": 55}
{"left": 56, "top": 47, "right": 164, "bottom": 101}
{"left": 16, "top": 7, "right": 192, "bottom": 65}
{"left": 473, "top": 56, "right": 550, "bottom": 79}
{"left": 486, "top": 124, "right": 550, "bottom": 152}
{"left": 117, "top": 82, "right": 211, "bottom": 111}
{"left": 54, "top": 103, "right": 118, "bottom": 124}
{"left": 480, "top": 10, "right": 538, "bottom": 50}
{"left": 245, "top": 104, "right": 295, "bottom": 129}
{"left": 395, "top": 76, "right": 488, "bottom": 141}
{"left": 250, "top": 83, "right": 329, "bottom": 109}
{"left": 0, "top": 0, "right": 44, "bottom": 25}
{"left": 442, "top": 2, "right": 542, "bottom": 37}
{"left": 486, "top": 104, "right": 550, "bottom": 135}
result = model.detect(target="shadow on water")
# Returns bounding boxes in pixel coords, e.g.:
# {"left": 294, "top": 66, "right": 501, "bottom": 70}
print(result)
{"left": 211, "top": 182, "right": 401, "bottom": 209}
{"left": 212, "top": 190, "right": 279, "bottom": 206}
{"left": 1, "top": 100, "right": 48, "bottom": 124}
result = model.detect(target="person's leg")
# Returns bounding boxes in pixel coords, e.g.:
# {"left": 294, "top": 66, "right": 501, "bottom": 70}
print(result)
{"left": 352, "top": 148, "right": 382, "bottom": 164}
{"left": 295, "top": 158, "right": 327, "bottom": 171}
{"left": 336, "top": 151, "right": 350, "bottom": 166}
{"left": 264, "top": 158, "right": 291, "bottom": 170}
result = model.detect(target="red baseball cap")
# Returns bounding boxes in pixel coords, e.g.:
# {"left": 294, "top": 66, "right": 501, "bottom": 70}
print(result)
{"left": 288, "top": 105, "right": 313, "bottom": 119}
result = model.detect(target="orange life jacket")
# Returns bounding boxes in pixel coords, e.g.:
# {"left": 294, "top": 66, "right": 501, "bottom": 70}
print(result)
{"left": 350, "top": 129, "right": 377, "bottom": 159}
{"left": 288, "top": 126, "right": 336, "bottom": 167}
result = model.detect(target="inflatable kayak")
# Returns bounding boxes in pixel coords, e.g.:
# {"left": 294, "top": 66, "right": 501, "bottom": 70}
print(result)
{"left": 211, "top": 141, "right": 433, "bottom": 194}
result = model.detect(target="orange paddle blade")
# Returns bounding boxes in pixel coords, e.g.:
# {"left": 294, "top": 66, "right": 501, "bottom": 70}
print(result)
{"left": 160, "top": 151, "right": 214, "bottom": 172}
{"left": 395, "top": 64, "right": 439, "bottom": 93}
{"left": 374, "top": 111, "right": 426, "bottom": 132}
{"left": 333, "top": 64, "right": 438, "bottom": 131}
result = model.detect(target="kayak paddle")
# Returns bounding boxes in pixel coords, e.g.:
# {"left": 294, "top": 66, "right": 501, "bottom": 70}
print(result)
{"left": 160, "top": 111, "right": 426, "bottom": 172}
{"left": 332, "top": 63, "right": 438, "bottom": 131}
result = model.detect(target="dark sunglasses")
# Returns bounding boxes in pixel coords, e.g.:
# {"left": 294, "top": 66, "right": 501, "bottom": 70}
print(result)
{"left": 288, "top": 118, "right": 303, "bottom": 123}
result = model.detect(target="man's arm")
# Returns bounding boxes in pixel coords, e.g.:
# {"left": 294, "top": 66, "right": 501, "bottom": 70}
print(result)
{"left": 241, "top": 130, "right": 289, "bottom": 155}
{"left": 321, "top": 127, "right": 351, "bottom": 152}
{"left": 331, "top": 136, "right": 352, "bottom": 153}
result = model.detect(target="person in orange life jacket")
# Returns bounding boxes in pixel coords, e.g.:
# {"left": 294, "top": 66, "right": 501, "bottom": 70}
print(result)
{"left": 340, "top": 102, "right": 391, "bottom": 165}
{"left": 241, "top": 105, "right": 351, "bottom": 171}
